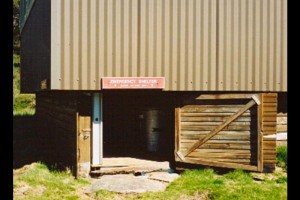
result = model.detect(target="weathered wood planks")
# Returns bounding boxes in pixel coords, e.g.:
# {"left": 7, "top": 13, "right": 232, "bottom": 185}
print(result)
{"left": 175, "top": 93, "right": 278, "bottom": 172}
{"left": 277, "top": 113, "right": 287, "bottom": 133}
{"left": 36, "top": 91, "right": 82, "bottom": 177}
{"left": 261, "top": 94, "right": 277, "bottom": 171}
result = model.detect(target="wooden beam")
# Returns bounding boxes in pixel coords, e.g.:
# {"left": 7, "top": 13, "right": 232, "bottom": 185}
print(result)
{"left": 183, "top": 158, "right": 258, "bottom": 171}
{"left": 175, "top": 108, "right": 181, "bottom": 159}
{"left": 257, "top": 94, "right": 263, "bottom": 172}
{"left": 180, "top": 100, "right": 257, "bottom": 157}
{"left": 196, "top": 94, "right": 255, "bottom": 100}
{"left": 251, "top": 94, "right": 261, "bottom": 105}
{"left": 176, "top": 151, "right": 185, "bottom": 161}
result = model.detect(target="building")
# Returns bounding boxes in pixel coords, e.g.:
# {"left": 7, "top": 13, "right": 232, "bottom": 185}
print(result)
{"left": 20, "top": 0, "right": 287, "bottom": 177}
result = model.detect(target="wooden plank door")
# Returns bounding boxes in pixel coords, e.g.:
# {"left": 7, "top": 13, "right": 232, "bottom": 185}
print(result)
{"left": 175, "top": 94, "right": 263, "bottom": 172}
{"left": 77, "top": 115, "right": 91, "bottom": 168}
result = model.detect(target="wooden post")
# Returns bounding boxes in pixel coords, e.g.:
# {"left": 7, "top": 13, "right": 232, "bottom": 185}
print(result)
{"left": 257, "top": 94, "right": 263, "bottom": 172}
{"left": 92, "top": 93, "right": 103, "bottom": 165}
{"left": 175, "top": 108, "right": 184, "bottom": 161}
{"left": 76, "top": 112, "right": 79, "bottom": 177}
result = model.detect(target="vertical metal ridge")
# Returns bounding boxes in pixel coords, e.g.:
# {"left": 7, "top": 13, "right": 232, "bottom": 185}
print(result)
{"left": 208, "top": 0, "right": 212, "bottom": 90}
{"left": 161, "top": 0, "right": 165, "bottom": 77}
{"left": 239, "top": 0, "right": 246, "bottom": 90}
{"left": 268, "top": 0, "right": 275, "bottom": 91}
{"left": 237, "top": 0, "right": 241, "bottom": 91}
{"left": 280, "top": 0, "right": 286, "bottom": 90}
{"left": 81, "top": 0, "right": 88, "bottom": 89}
{"left": 128, "top": 0, "right": 131, "bottom": 76}
{"left": 176, "top": 0, "right": 181, "bottom": 90}
{"left": 112, "top": 0, "right": 116, "bottom": 76}
{"left": 222, "top": 0, "right": 226, "bottom": 90}
{"left": 259, "top": 0, "right": 263, "bottom": 89}
{"left": 135, "top": 0, "right": 139, "bottom": 77}
{"left": 70, "top": 0, "right": 74, "bottom": 89}
{"left": 90, "top": 0, "right": 97, "bottom": 88}
{"left": 139, "top": 0, "right": 145, "bottom": 76}
{"left": 95, "top": 0, "right": 100, "bottom": 89}
{"left": 145, "top": 0, "right": 149, "bottom": 76}
{"left": 60, "top": 0, "right": 65, "bottom": 89}
{"left": 168, "top": 0, "right": 173, "bottom": 89}
{"left": 273, "top": 0, "right": 277, "bottom": 90}
{"left": 153, "top": 0, "right": 157, "bottom": 76}
{"left": 65, "top": 0, "right": 71, "bottom": 89}
{"left": 261, "top": 0, "right": 267, "bottom": 91}
{"left": 210, "top": 0, "right": 217, "bottom": 90}
{"left": 184, "top": 0, "right": 189, "bottom": 89}
{"left": 230, "top": 0, "right": 234, "bottom": 90}
{"left": 279, "top": 0, "right": 284, "bottom": 90}
{"left": 216, "top": 0, "right": 219, "bottom": 90}
{"left": 120, "top": 0, "right": 125, "bottom": 76}
{"left": 192, "top": 0, "right": 196, "bottom": 90}
{"left": 266, "top": 0, "right": 270, "bottom": 90}
{"left": 245, "top": 0, "right": 249, "bottom": 90}
{"left": 87, "top": 0, "right": 91, "bottom": 89}
{"left": 104, "top": 0, "right": 108, "bottom": 76}
{"left": 73, "top": 0, "right": 79, "bottom": 89}
{"left": 275, "top": 0, "right": 281, "bottom": 91}
{"left": 252, "top": 0, "right": 256, "bottom": 90}
{"left": 200, "top": 0, "right": 204, "bottom": 90}
{"left": 78, "top": 0, "right": 82, "bottom": 89}
{"left": 284, "top": 0, "right": 287, "bottom": 91}
{"left": 150, "top": 0, "right": 158, "bottom": 76}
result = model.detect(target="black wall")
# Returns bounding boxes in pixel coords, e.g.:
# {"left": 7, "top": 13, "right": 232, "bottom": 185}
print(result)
{"left": 21, "top": 0, "right": 50, "bottom": 93}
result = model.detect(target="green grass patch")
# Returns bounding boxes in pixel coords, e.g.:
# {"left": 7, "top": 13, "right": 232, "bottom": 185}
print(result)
{"left": 13, "top": 162, "right": 91, "bottom": 200}
{"left": 14, "top": 165, "right": 287, "bottom": 200}
{"left": 277, "top": 145, "right": 287, "bottom": 170}
{"left": 13, "top": 54, "right": 36, "bottom": 116}
{"left": 130, "top": 168, "right": 287, "bottom": 200}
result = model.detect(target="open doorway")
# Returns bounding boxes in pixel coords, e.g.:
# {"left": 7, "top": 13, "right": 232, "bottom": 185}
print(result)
{"left": 102, "top": 90, "right": 175, "bottom": 162}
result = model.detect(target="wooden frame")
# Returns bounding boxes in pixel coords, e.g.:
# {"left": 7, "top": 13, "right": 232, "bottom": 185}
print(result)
{"left": 175, "top": 93, "right": 268, "bottom": 172}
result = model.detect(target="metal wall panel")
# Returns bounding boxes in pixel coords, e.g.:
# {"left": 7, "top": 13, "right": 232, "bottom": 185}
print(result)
{"left": 217, "top": 0, "right": 287, "bottom": 91}
{"left": 51, "top": 0, "right": 287, "bottom": 91}
{"left": 51, "top": 0, "right": 140, "bottom": 90}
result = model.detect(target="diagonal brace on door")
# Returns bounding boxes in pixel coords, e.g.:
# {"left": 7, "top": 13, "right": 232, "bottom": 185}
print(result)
{"left": 177, "top": 95, "right": 260, "bottom": 160}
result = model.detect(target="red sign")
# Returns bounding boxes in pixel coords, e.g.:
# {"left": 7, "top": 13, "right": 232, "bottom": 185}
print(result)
{"left": 102, "top": 77, "right": 165, "bottom": 89}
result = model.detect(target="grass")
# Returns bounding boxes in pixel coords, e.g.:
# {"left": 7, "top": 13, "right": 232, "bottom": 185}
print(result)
{"left": 14, "top": 163, "right": 287, "bottom": 200}
{"left": 133, "top": 169, "right": 286, "bottom": 200}
{"left": 13, "top": 54, "right": 36, "bottom": 116}
{"left": 13, "top": 162, "right": 91, "bottom": 200}
{"left": 91, "top": 168, "right": 287, "bottom": 200}
{"left": 277, "top": 145, "right": 287, "bottom": 170}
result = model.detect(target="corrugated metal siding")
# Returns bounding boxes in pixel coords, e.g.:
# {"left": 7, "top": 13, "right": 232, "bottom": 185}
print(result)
{"left": 217, "top": 0, "right": 287, "bottom": 91}
{"left": 138, "top": 0, "right": 217, "bottom": 90}
{"left": 51, "top": 0, "right": 287, "bottom": 91}
{"left": 51, "top": 0, "right": 140, "bottom": 90}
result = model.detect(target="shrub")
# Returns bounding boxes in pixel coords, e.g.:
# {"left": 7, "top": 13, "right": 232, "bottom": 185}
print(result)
{"left": 277, "top": 145, "right": 287, "bottom": 169}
